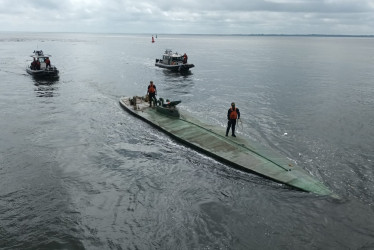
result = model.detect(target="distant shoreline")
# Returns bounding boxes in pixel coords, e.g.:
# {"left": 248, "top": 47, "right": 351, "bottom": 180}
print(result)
{"left": 231, "top": 34, "right": 374, "bottom": 38}
{"left": 0, "top": 31, "right": 373, "bottom": 38}
{"left": 174, "top": 33, "right": 374, "bottom": 38}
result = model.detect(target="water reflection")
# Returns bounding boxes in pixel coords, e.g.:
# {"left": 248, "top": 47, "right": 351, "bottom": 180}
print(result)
{"left": 161, "top": 70, "right": 195, "bottom": 97}
{"left": 162, "top": 79, "right": 195, "bottom": 96}
{"left": 33, "top": 77, "right": 59, "bottom": 97}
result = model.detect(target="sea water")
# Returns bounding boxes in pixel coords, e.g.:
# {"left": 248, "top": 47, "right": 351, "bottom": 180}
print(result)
{"left": 0, "top": 32, "right": 374, "bottom": 249}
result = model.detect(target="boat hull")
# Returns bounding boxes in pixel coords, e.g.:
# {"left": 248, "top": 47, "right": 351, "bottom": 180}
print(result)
{"left": 155, "top": 62, "right": 194, "bottom": 72}
{"left": 26, "top": 67, "right": 59, "bottom": 77}
{"left": 119, "top": 96, "right": 337, "bottom": 197}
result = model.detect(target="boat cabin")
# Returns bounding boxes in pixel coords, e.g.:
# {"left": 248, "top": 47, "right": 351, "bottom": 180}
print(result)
{"left": 161, "top": 49, "right": 184, "bottom": 65}
{"left": 30, "top": 50, "right": 52, "bottom": 70}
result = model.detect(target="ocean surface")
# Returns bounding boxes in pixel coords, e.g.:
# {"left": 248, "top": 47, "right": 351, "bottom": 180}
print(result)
{"left": 0, "top": 32, "right": 374, "bottom": 249}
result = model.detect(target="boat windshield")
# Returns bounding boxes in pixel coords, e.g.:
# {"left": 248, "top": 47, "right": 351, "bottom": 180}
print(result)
{"left": 171, "top": 55, "right": 183, "bottom": 61}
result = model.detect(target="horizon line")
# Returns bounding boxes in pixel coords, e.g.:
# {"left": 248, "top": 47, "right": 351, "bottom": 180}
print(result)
{"left": 0, "top": 31, "right": 373, "bottom": 37}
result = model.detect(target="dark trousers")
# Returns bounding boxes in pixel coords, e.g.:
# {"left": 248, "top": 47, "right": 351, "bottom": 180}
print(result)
{"left": 149, "top": 93, "right": 156, "bottom": 106}
{"left": 226, "top": 119, "right": 237, "bottom": 135}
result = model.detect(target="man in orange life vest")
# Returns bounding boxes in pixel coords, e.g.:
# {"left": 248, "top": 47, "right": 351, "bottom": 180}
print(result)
{"left": 147, "top": 81, "right": 157, "bottom": 107}
{"left": 226, "top": 102, "right": 240, "bottom": 137}
{"left": 45, "top": 57, "right": 51, "bottom": 68}
{"left": 183, "top": 53, "right": 188, "bottom": 64}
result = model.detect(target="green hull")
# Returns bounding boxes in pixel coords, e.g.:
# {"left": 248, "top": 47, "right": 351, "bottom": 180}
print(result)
{"left": 120, "top": 97, "right": 337, "bottom": 197}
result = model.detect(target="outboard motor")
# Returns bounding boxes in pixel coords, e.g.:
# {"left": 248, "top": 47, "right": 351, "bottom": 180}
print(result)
{"left": 156, "top": 97, "right": 181, "bottom": 117}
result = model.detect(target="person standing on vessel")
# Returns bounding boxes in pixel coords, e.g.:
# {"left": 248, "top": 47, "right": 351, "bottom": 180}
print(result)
{"left": 45, "top": 57, "right": 51, "bottom": 68}
{"left": 183, "top": 53, "right": 188, "bottom": 64}
{"left": 147, "top": 81, "right": 157, "bottom": 107}
{"left": 226, "top": 102, "right": 240, "bottom": 137}
{"left": 31, "top": 58, "right": 37, "bottom": 69}
{"left": 36, "top": 59, "right": 40, "bottom": 70}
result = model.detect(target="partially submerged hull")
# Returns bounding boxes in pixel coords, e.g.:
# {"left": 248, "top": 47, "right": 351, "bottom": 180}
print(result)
{"left": 119, "top": 96, "right": 337, "bottom": 197}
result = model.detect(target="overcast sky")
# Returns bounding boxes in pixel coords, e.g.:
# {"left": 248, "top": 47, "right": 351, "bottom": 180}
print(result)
{"left": 1, "top": 0, "right": 373, "bottom": 35}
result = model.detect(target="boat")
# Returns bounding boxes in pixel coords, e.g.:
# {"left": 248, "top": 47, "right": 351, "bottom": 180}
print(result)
{"left": 26, "top": 50, "right": 59, "bottom": 77}
{"left": 119, "top": 96, "right": 337, "bottom": 197}
{"left": 155, "top": 49, "right": 194, "bottom": 72}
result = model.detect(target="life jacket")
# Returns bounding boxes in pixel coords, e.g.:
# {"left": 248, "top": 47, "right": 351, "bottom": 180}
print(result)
{"left": 148, "top": 85, "right": 155, "bottom": 94}
{"left": 229, "top": 108, "right": 238, "bottom": 119}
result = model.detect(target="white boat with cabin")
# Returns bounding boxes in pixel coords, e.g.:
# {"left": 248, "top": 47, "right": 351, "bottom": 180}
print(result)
{"left": 155, "top": 49, "right": 194, "bottom": 72}
{"left": 26, "top": 50, "right": 59, "bottom": 77}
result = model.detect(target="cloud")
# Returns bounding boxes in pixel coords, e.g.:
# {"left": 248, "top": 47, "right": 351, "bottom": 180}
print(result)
{"left": 0, "top": 0, "right": 373, "bottom": 34}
